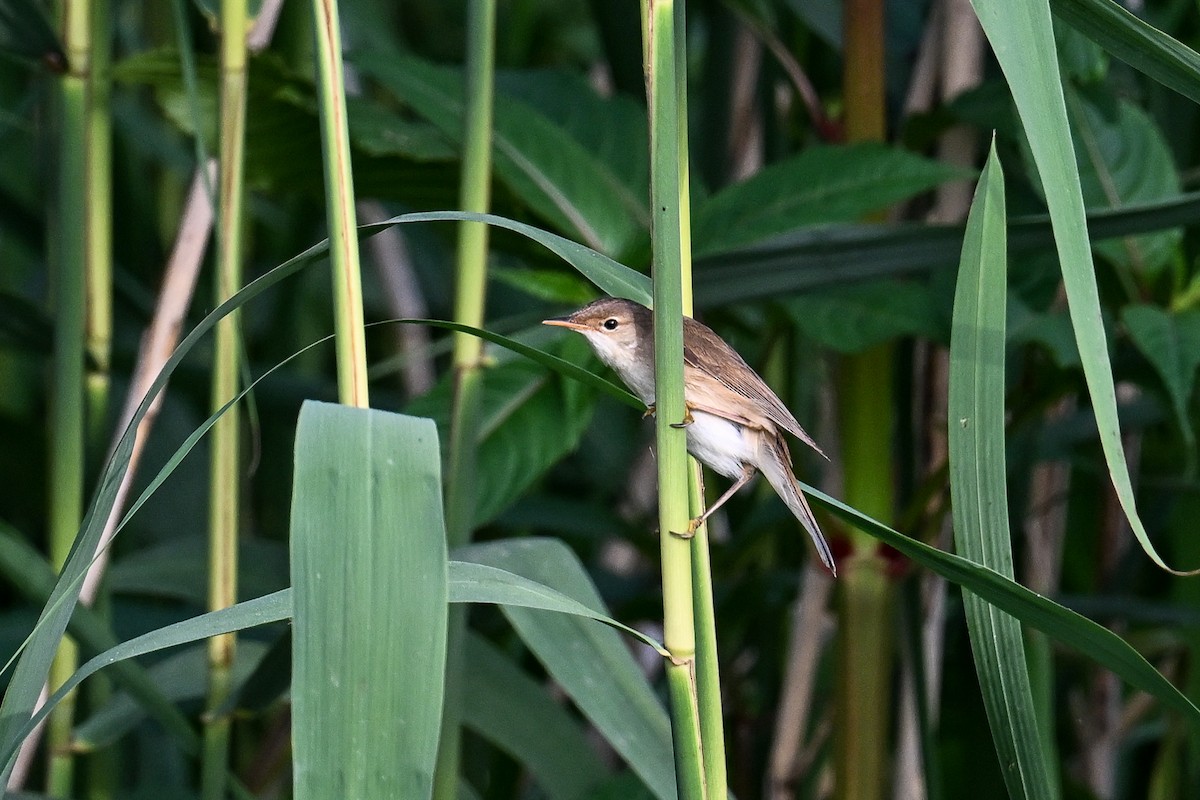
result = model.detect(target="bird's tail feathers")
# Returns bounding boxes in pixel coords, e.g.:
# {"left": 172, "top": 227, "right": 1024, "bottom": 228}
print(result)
{"left": 760, "top": 435, "right": 836, "bottom": 576}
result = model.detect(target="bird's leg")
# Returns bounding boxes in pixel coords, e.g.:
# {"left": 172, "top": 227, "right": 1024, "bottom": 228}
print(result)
{"left": 669, "top": 403, "right": 696, "bottom": 429}
{"left": 643, "top": 404, "right": 656, "bottom": 419}
{"left": 686, "top": 466, "right": 755, "bottom": 534}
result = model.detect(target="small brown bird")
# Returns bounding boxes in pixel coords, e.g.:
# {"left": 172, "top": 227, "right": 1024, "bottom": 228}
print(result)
{"left": 544, "top": 297, "right": 835, "bottom": 575}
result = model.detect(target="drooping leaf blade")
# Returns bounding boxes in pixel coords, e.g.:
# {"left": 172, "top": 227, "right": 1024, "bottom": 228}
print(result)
{"left": 969, "top": 0, "right": 1196, "bottom": 573}
{"left": 803, "top": 484, "right": 1200, "bottom": 727}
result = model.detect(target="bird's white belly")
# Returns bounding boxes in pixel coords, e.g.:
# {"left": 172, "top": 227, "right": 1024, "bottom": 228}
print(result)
{"left": 685, "top": 411, "right": 754, "bottom": 480}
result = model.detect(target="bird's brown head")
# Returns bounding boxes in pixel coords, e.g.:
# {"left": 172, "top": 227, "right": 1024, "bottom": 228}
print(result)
{"left": 542, "top": 297, "right": 652, "bottom": 376}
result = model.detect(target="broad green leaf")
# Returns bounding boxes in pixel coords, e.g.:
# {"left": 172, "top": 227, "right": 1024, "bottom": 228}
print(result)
{"left": 455, "top": 539, "right": 677, "bottom": 800}
{"left": 406, "top": 334, "right": 600, "bottom": 526}
{"left": 490, "top": 264, "right": 598, "bottom": 305}
{"left": 1123, "top": 305, "right": 1200, "bottom": 462}
{"left": 1061, "top": 89, "right": 1180, "bottom": 273}
{"left": 1007, "top": 296, "right": 1082, "bottom": 369}
{"left": 1049, "top": 0, "right": 1200, "bottom": 105}
{"left": 291, "top": 402, "right": 448, "bottom": 799}
{"left": 969, "top": 0, "right": 1196, "bottom": 573}
{"left": 495, "top": 69, "right": 649, "bottom": 206}
{"left": 692, "top": 191, "right": 1200, "bottom": 307}
{"left": 694, "top": 143, "right": 973, "bottom": 257}
{"left": 782, "top": 279, "right": 940, "bottom": 352}
{"left": 344, "top": 97, "right": 457, "bottom": 161}
{"left": 113, "top": 49, "right": 460, "bottom": 206}
{"left": 354, "top": 51, "right": 648, "bottom": 259}
{"left": 463, "top": 634, "right": 611, "bottom": 800}
{"left": 948, "top": 145, "right": 1057, "bottom": 800}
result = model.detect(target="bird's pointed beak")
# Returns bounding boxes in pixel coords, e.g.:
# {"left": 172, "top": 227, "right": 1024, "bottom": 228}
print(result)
{"left": 542, "top": 316, "right": 587, "bottom": 331}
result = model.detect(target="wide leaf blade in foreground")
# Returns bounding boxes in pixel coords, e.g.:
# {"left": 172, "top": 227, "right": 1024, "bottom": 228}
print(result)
{"left": 291, "top": 402, "right": 449, "bottom": 798}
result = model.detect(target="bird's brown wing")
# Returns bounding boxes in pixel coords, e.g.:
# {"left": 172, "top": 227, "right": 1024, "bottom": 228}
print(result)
{"left": 682, "top": 316, "right": 827, "bottom": 458}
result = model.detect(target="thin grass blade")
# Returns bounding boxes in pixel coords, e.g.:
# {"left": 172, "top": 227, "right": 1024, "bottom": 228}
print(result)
{"left": 948, "top": 143, "right": 1057, "bottom": 800}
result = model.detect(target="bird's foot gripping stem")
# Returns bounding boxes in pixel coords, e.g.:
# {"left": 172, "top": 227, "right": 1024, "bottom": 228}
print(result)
{"left": 645, "top": 403, "right": 694, "bottom": 428}
{"left": 669, "top": 522, "right": 699, "bottom": 540}
{"left": 669, "top": 406, "right": 695, "bottom": 429}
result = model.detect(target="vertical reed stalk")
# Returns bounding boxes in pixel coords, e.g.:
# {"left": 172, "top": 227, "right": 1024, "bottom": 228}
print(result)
{"left": 311, "top": 0, "right": 369, "bottom": 408}
{"left": 83, "top": 3, "right": 114, "bottom": 792}
{"left": 835, "top": 0, "right": 896, "bottom": 797}
{"left": 45, "top": 0, "right": 93, "bottom": 791}
{"left": 672, "top": 0, "right": 726, "bottom": 790}
{"left": 432, "top": 3, "right": 496, "bottom": 798}
{"left": 203, "top": 1, "right": 248, "bottom": 797}
{"left": 645, "top": 1, "right": 707, "bottom": 797}
{"left": 689, "top": 468, "right": 727, "bottom": 797}
{"left": 84, "top": 0, "right": 112, "bottom": 445}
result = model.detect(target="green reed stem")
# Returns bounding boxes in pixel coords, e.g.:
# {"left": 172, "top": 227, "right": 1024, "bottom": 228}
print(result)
{"left": 672, "top": 0, "right": 725, "bottom": 788}
{"left": 311, "top": 0, "right": 368, "bottom": 408}
{"left": 203, "top": 2, "right": 247, "bottom": 797}
{"left": 83, "top": 0, "right": 114, "bottom": 792}
{"left": 835, "top": 0, "right": 896, "bottom": 796}
{"left": 645, "top": 1, "right": 707, "bottom": 797}
{"left": 688, "top": 467, "right": 727, "bottom": 798}
{"left": 432, "top": 4, "right": 496, "bottom": 799}
{"left": 84, "top": 0, "right": 112, "bottom": 449}
{"left": 45, "top": 0, "right": 95, "bottom": 790}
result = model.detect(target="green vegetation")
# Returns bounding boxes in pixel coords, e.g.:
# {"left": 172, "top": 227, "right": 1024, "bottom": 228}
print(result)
{"left": 3, "top": 1, "right": 1200, "bottom": 798}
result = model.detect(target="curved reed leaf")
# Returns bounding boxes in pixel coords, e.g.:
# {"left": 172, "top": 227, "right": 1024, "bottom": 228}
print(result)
{"left": 970, "top": 0, "right": 1200, "bottom": 574}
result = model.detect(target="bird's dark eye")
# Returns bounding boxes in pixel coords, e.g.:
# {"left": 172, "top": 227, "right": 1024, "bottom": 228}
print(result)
{"left": 603, "top": 318, "right": 619, "bottom": 330}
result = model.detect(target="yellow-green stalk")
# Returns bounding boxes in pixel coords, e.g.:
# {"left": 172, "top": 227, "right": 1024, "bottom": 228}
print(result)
{"left": 203, "top": 1, "right": 248, "bottom": 797}
{"left": 311, "top": 0, "right": 369, "bottom": 408}
{"left": 670, "top": 0, "right": 726, "bottom": 789}
{"left": 45, "top": 0, "right": 94, "bottom": 791}
{"left": 432, "top": 2, "right": 496, "bottom": 798}
{"left": 835, "top": 1, "right": 896, "bottom": 795}
{"left": 84, "top": 0, "right": 112, "bottom": 446}
{"left": 645, "top": 1, "right": 706, "bottom": 796}
{"left": 82, "top": 2, "right": 114, "bottom": 792}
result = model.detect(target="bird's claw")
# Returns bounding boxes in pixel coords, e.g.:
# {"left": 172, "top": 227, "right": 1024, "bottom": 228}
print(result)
{"left": 642, "top": 404, "right": 656, "bottom": 419}
{"left": 670, "top": 408, "right": 695, "bottom": 429}
{"left": 669, "top": 524, "right": 697, "bottom": 540}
